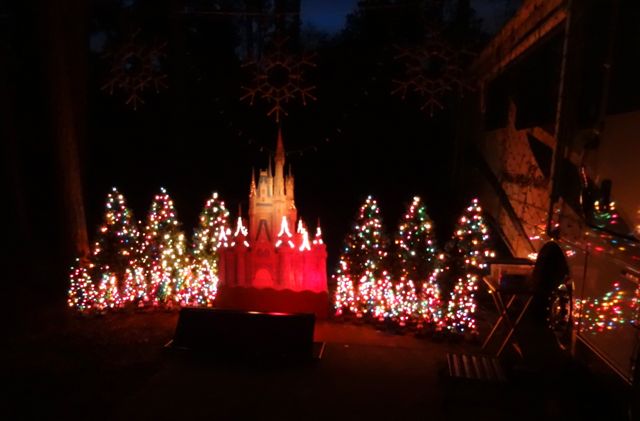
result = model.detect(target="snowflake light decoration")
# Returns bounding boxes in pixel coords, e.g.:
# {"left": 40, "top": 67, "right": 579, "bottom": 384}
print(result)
{"left": 102, "top": 31, "right": 168, "bottom": 110}
{"left": 241, "top": 37, "right": 316, "bottom": 122}
{"left": 392, "top": 35, "right": 473, "bottom": 116}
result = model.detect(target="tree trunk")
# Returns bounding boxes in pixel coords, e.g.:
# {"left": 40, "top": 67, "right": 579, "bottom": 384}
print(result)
{"left": 42, "top": 0, "right": 90, "bottom": 259}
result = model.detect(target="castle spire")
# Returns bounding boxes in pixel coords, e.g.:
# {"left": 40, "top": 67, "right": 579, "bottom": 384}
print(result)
{"left": 274, "top": 126, "right": 285, "bottom": 197}
{"left": 276, "top": 126, "right": 285, "bottom": 163}
{"left": 250, "top": 168, "right": 256, "bottom": 197}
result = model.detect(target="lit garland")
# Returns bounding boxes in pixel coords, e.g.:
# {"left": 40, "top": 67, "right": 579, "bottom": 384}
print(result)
{"left": 445, "top": 273, "right": 479, "bottom": 334}
{"left": 140, "top": 188, "right": 187, "bottom": 306}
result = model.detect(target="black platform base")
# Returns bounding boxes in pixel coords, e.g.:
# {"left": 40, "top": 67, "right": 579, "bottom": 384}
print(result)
{"left": 166, "top": 307, "right": 322, "bottom": 361}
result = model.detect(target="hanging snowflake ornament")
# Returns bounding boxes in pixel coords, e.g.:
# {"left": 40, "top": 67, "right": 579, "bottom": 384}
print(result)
{"left": 392, "top": 33, "right": 473, "bottom": 116}
{"left": 102, "top": 30, "right": 168, "bottom": 110}
{"left": 241, "top": 37, "right": 316, "bottom": 123}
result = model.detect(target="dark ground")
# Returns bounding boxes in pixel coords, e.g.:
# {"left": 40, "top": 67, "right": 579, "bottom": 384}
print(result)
{"left": 5, "top": 294, "right": 633, "bottom": 421}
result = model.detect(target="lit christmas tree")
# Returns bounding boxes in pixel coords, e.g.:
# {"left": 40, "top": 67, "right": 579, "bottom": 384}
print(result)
{"left": 89, "top": 187, "right": 143, "bottom": 307}
{"left": 390, "top": 278, "right": 419, "bottom": 326}
{"left": 121, "top": 263, "right": 148, "bottom": 305}
{"left": 140, "top": 188, "right": 187, "bottom": 306}
{"left": 445, "top": 273, "right": 479, "bottom": 334}
{"left": 68, "top": 263, "right": 98, "bottom": 312}
{"left": 192, "top": 192, "right": 230, "bottom": 272}
{"left": 446, "top": 198, "right": 494, "bottom": 274}
{"left": 443, "top": 198, "right": 494, "bottom": 335}
{"left": 333, "top": 196, "right": 389, "bottom": 317}
{"left": 395, "top": 196, "right": 438, "bottom": 281}
{"left": 372, "top": 273, "right": 395, "bottom": 321}
{"left": 334, "top": 260, "right": 357, "bottom": 316}
{"left": 91, "top": 187, "right": 142, "bottom": 278}
{"left": 95, "top": 272, "right": 124, "bottom": 310}
{"left": 417, "top": 264, "right": 445, "bottom": 329}
{"left": 176, "top": 259, "right": 219, "bottom": 307}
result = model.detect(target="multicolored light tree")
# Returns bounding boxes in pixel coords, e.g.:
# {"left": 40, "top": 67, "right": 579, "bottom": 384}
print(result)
{"left": 95, "top": 272, "right": 124, "bottom": 310}
{"left": 445, "top": 273, "right": 479, "bottom": 334}
{"left": 334, "top": 259, "right": 357, "bottom": 316}
{"left": 334, "top": 196, "right": 389, "bottom": 316}
{"left": 91, "top": 188, "right": 141, "bottom": 276}
{"left": 395, "top": 196, "right": 438, "bottom": 281}
{"left": 68, "top": 264, "right": 98, "bottom": 312}
{"left": 447, "top": 198, "right": 494, "bottom": 273}
{"left": 141, "top": 188, "right": 187, "bottom": 305}
{"left": 192, "top": 192, "right": 230, "bottom": 272}
{"left": 392, "top": 196, "right": 440, "bottom": 326}
{"left": 176, "top": 259, "right": 219, "bottom": 307}
{"left": 444, "top": 198, "right": 494, "bottom": 334}
{"left": 391, "top": 278, "right": 419, "bottom": 326}
{"left": 417, "top": 265, "right": 445, "bottom": 329}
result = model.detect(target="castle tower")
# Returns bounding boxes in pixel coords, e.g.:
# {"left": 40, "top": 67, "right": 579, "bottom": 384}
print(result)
{"left": 224, "top": 129, "right": 326, "bottom": 295}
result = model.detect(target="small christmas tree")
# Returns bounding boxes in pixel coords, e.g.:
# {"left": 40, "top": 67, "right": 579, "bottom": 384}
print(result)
{"left": 95, "top": 272, "right": 124, "bottom": 310}
{"left": 192, "top": 192, "right": 230, "bottom": 273}
{"left": 86, "top": 188, "right": 144, "bottom": 308}
{"left": 68, "top": 263, "right": 98, "bottom": 312}
{"left": 391, "top": 278, "right": 419, "bottom": 327}
{"left": 447, "top": 198, "right": 494, "bottom": 273}
{"left": 445, "top": 273, "right": 479, "bottom": 334}
{"left": 121, "top": 263, "right": 148, "bottom": 305}
{"left": 395, "top": 196, "right": 438, "bottom": 282}
{"left": 443, "top": 198, "right": 493, "bottom": 335}
{"left": 333, "top": 196, "right": 389, "bottom": 317}
{"left": 372, "top": 273, "right": 394, "bottom": 321}
{"left": 140, "top": 188, "right": 187, "bottom": 305}
{"left": 177, "top": 259, "right": 219, "bottom": 307}
{"left": 91, "top": 187, "right": 142, "bottom": 278}
{"left": 334, "top": 259, "right": 357, "bottom": 316}
{"left": 417, "top": 264, "right": 445, "bottom": 329}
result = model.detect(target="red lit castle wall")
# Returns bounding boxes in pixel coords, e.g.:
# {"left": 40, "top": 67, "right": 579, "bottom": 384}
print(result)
{"left": 218, "top": 130, "right": 328, "bottom": 293}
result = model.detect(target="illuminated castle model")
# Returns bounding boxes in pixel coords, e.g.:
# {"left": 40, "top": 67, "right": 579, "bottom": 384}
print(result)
{"left": 219, "top": 130, "right": 328, "bottom": 293}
